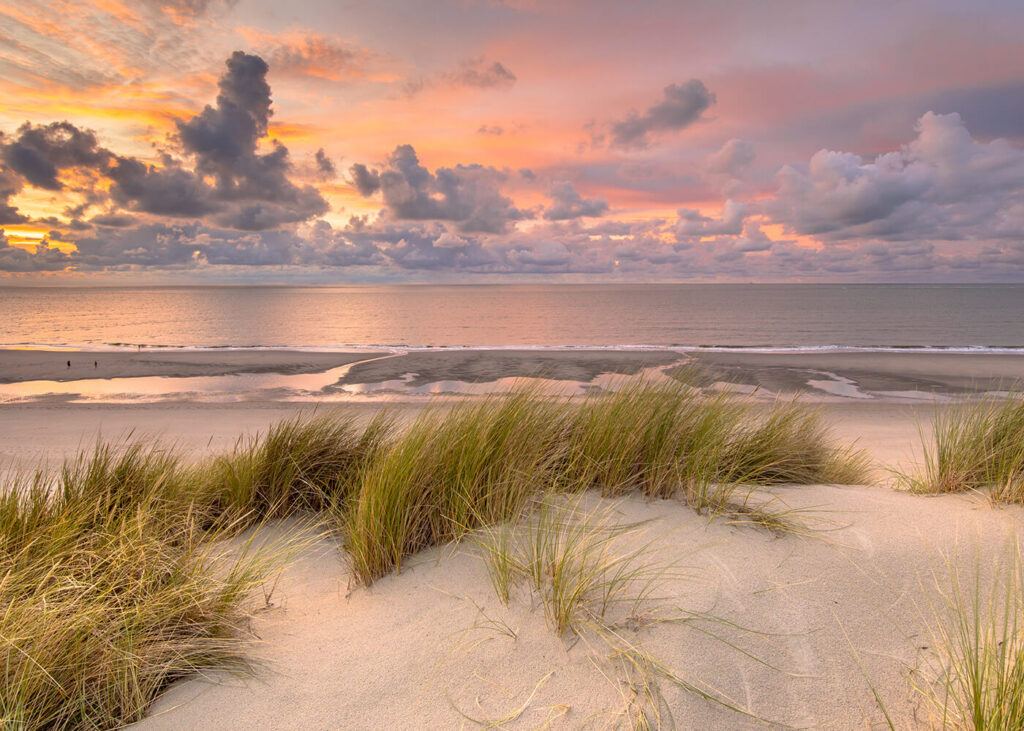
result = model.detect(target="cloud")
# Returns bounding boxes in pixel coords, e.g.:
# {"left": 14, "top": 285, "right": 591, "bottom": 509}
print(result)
{"left": 403, "top": 57, "right": 517, "bottom": 96}
{"left": 0, "top": 230, "right": 70, "bottom": 272}
{"left": 477, "top": 124, "right": 504, "bottom": 136}
{"left": 0, "top": 169, "right": 27, "bottom": 224}
{"left": 446, "top": 58, "right": 516, "bottom": 89}
{"left": 261, "top": 34, "right": 372, "bottom": 82}
{"left": 107, "top": 156, "right": 217, "bottom": 217}
{"left": 704, "top": 138, "right": 755, "bottom": 195}
{"left": 0, "top": 52, "right": 327, "bottom": 233}
{"left": 349, "top": 163, "right": 381, "bottom": 195}
{"left": 145, "top": 51, "right": 327, "bottom": 228}
{"left": 354, "top": 144, "right": 530, "bottom": 233}
{"left": 610, "top": 80, "right": 716, "bottom": 148}
{"left": 89, "top": 213, "right": 140, "bottom": 228}
{"left": 542, "top": 181, "right": 609, "bottom": 220}
{"left": 676, "top": 199, "right": 747, "bottom": 238}
{"left": 766, "top": 111, "right": 1024, "bottom": 242}
{"left": 0, "top": 122, "right": 111, "bottom": 190}
{"left": 314, "top": 149, "right": 336, "bottom": 180}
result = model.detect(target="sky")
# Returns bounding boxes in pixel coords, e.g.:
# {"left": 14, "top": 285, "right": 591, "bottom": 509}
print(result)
{"left": 2, "top": 0, "right": 1024, "bottom": 283}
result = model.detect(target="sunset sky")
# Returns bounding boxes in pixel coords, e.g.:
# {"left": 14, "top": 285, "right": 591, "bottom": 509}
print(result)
{"left": 3, "top": 0, "right": 1024, "bottom": 282}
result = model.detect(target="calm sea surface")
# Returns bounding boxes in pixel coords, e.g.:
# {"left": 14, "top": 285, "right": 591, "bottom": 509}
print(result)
{"left": 3, "top": 284, "right": 1024, "bottom": 351}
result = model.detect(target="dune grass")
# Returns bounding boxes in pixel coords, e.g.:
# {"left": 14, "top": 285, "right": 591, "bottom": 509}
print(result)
{"left": 0, "top": 381, "right": 867, "bottom": 727}
{"left": 475, "top": 495, "right": 782, "bottom": 726}
{"left": 0, "top": 444, "right": 295, "bottom": 729}
{"left": 904, "top": 395, "right": 1024, "bottom": 502}
{"left": 475, "top": 495, "right": 666, "bottom": 634}
{"left": 344, "top": 382, "right": 868, "bottom": 584}
{"left": 914, "top": 543, "right": 1024, "bottom": 730}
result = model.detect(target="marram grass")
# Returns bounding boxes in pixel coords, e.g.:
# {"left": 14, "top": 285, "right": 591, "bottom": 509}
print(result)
{"left": 904, "top": 395, "right": 1024, "bottom": 502}
{"left": 914, "top": 543, "right": 1024, "bottom": 730}
{"left": 344, "top": 382, "right": 869, "bottom": 584}
{"left": 0, "top": 381, "right": 869, "bottom": 728}
{"left": 0, "top": 444, "right": 297, "bottom": 729}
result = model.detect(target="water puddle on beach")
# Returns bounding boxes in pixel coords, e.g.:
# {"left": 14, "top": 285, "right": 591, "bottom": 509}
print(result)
{"left": 805, "top": 370, "right": 874, "bottom": 399}
{"left": 0, "top": 361, "right": 366, "bottom": 404}
{"left": 0, "top": 360, "right": 680, "bottom": 404}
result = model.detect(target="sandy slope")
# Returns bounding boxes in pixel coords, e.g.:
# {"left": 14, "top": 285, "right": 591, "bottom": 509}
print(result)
{"left": 134, "top": 484, "right": 1021, "bottom": 729}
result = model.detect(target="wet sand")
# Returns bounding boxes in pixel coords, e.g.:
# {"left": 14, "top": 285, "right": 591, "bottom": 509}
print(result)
{"left": 336, "top": 349, "right": 684, "bottom": 386}
{"left": 686, "top": 350, "right": 1024, "bottom": 396}
{"left": 0, "top": 349, "right": 382, "bottom": 383}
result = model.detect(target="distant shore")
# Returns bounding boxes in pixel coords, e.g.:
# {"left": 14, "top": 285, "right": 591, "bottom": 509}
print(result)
{"left": 2, "top": 347, "right": 1023, "bottom": 402}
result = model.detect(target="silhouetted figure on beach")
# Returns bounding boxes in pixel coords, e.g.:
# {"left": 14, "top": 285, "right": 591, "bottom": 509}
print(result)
{"left": 66, "top": 360, "right": 71, "bottom": 368}
{"left": 94, "top": 361, "right": 98, "bottom": 368}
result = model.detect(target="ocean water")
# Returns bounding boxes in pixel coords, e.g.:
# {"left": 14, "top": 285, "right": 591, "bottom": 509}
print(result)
{"left": 3, "top": 283, "right": 1024, "bottom": 351}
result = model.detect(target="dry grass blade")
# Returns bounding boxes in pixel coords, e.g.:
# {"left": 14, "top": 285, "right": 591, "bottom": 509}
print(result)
{"left": 913, "top": 541, "right": 1024, "bottom": 730}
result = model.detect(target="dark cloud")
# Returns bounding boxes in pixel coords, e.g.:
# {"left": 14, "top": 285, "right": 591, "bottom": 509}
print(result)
{"left": 0, "top": 122, "right": 111, "bottom": 190}
{"left": 134, "top": 52, "right": 327, "bottom": 228}
{"left": 0, "top": 52, "right": 328, "bottom": 234}
{"left": 314, "top": 149, "right": 336, "bottom": 180}
{"left": 0, "top": 169, "right": 27, "bottom": 225}
{"left": 477, "top": 125, "right": 504, "bottom": 136}
{"left": 89, "top": 213, "right": 140, "bottom": 228}
{"left": 610, "top": 80, "right": 716, "bottom": 149}
{"left": 107, "top": 156, "right": 216, "bottom": 217}
{"left": 0, "top": 230, "right": 70, "bottom": 272}
{"left": 177, "top": 52, "right": 273, "bottom": 182}
{"left": 355, "top": 144, "right": 530, "bottom": 233}
{"left": 349, "top": 163, "right": 381, "bottom": 195}
{"left": 542, "top": 181, "right": 609, "bottom": 220}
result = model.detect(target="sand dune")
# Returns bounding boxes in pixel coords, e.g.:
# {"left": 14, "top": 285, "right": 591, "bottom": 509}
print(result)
{"left": 134, "top": 484, "right": 1021, "bottom": 729}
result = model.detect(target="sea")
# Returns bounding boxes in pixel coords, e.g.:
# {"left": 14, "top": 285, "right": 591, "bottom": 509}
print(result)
{"left": 3, "top": 283, "right": 1024, "bottom": 352}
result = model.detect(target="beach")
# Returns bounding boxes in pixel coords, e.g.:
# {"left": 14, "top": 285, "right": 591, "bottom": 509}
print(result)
{"left": 1, "top": 347, "right": 1022, "bottom": 728}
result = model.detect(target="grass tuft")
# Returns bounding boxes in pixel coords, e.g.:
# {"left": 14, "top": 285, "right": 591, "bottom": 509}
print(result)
{"left": 476, "top": 495, "right": 665, "bottom": 634}
{"left": 903, "top": 395, "right": 1024, "bottom": 503}
{"left": 344, "top": 382, "right": 868, "bottom": 585}
{"left": 914, "top": 543, "right": 1024, "bottom": 730}
{"left": 0, "top": 443, "right": 296, "bottom": 729}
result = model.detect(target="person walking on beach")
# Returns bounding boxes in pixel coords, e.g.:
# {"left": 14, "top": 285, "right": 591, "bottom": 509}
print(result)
{"left": 66, "top": 360, "right": 71, "bottom": 368}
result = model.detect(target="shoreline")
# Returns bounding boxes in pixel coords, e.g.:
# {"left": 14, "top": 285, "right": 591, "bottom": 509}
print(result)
{"left": 2, "top": 348, "right": 1023, "bottom": 405}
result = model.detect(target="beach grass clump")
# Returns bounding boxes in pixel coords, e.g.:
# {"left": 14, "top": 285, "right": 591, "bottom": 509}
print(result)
{"left": 476, "top": 496, "right": 662, "bottom": 634}
{"left": 344, "top": 391, "right": 561, "bottom": 584}
{"left": 553, "top": 382, "right": 868, "bottom": 514}
{"left": 0, "top": 443, "right": 288, "bottom": 729}
{"left": 344, "top": 382, "right": 868, "bottom": 584}
{"left": 906, "top": 396, "right": 1024, "bottom": 501}
{"left": 914, "top": 544, "right": 1024, "bottom": 729}
{"left": 724, "top": 402, "right": 870, "bottom": 487}
{"left": 206, "top": 412, "right": 394, "bottom": 527}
